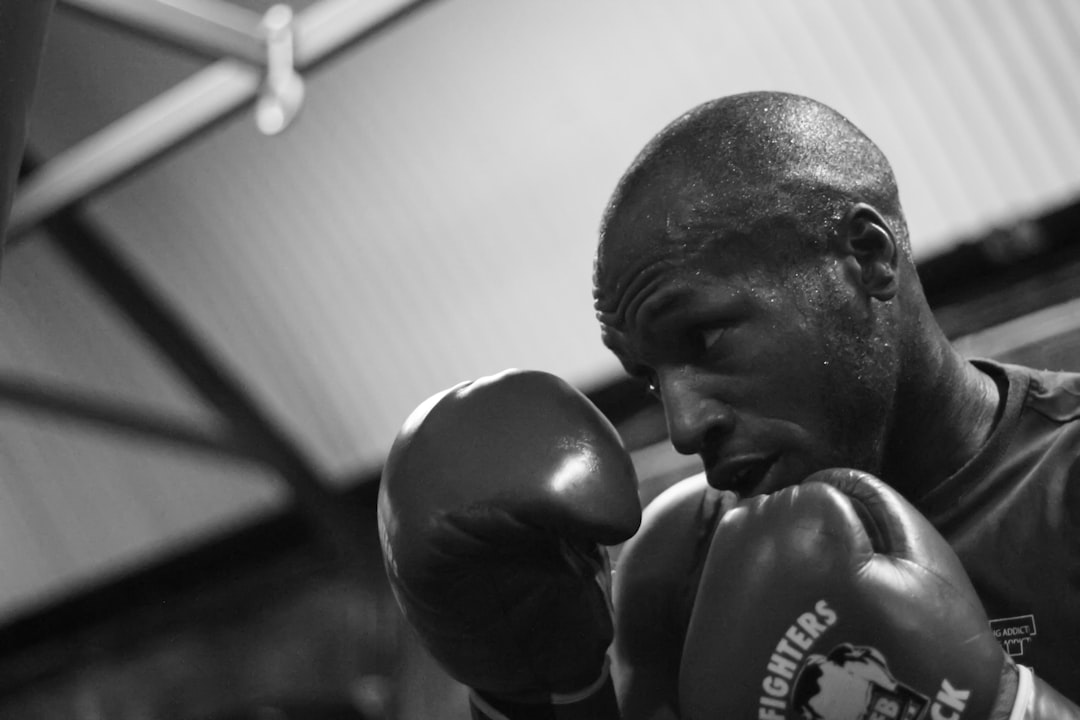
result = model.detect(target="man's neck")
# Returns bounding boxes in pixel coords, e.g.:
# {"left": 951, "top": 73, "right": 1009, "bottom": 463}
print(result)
{"left": 883, "top": 343, "right": 1003, "bottom": 499}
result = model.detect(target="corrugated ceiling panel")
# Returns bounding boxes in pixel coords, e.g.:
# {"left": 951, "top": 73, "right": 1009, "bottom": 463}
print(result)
{"left": 26, "top": 0, "right": 1080, "bottom": 477}
{"left": 0, "top": 234, "right": 286, "bottom": 617}
{"left": 0, "top": 410, "right": 286, "bottom": 617}
{"left": 0, "top": 235, "right": 214, "bottom": 419}
{"left": 7, "top": 0, "right": 1080, "bottom": 611}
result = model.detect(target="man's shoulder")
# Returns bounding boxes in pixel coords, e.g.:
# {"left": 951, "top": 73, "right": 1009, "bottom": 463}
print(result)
{"left": 977, "top": 359, "right": 1080, "bottom": 422}
{"left": 631, "top": 474, "right": 732, "bottom": 556}
{"left": 645, "top": 473, "right": 714, "bottom": 521}
{"left": 613, "top": 474, "right": 735, "bottom": 688}
{"left": 1014, "top": 363, "right": 1080, "bottom": 424}
{"left": 615, "top": 474, "right": 734, "bottom": 596}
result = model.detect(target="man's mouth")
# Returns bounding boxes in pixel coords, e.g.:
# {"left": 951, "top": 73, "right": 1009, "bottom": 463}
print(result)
{"left": 707, "top": 453, "right": 780, "bottom": 496}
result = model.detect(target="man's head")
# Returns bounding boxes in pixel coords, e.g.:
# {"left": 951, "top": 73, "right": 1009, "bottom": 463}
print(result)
{"left": 594, "top": 91, "right": 928, "bottom": 496}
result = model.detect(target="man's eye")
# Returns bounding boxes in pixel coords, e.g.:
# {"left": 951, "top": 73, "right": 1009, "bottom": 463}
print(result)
{"left": 695, "top": 326, "right": 728, "bottom": 353}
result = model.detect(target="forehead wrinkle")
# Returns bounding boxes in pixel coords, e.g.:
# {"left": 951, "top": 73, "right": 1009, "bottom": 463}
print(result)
{"left": 600, "top": 284, "right": 691, "bottom": 368}
{"left": 595, "top": 255, "right": 672, "bottom": 333}
{"left": 596, "top": 218, "right": 708, "bottom": 306}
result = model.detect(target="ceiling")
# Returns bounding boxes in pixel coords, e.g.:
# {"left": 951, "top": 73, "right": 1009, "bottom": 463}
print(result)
{"left": 1, "top": 0, "right": 1079, "bottom": 619}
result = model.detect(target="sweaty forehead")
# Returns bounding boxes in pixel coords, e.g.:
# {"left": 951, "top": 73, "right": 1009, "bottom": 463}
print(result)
{"left": 594, "top": 175, "right": 811, "bottom": 318}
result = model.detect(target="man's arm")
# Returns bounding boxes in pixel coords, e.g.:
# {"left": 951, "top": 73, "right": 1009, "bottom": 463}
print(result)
{"left": 378, "top": 370, "right": 641, "bottom": 720}
{"left": 612, "top": 474, "right": 734, "bottom": 720}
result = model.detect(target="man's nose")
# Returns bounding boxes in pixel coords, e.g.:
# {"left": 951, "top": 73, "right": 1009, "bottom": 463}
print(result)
{"left": 656, "top": 367, "right": 735, "bottom": 456}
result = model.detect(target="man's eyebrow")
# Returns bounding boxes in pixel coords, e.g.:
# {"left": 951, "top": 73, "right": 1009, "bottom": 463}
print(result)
{"left": 619, "top": 290, "right": 693, "bottom": 363}
{"left": 636, "top": 289, "right": 687, "bottom": 328}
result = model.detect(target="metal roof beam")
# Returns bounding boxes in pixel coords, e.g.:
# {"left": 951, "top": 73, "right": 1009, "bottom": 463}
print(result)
{"left": 59, "top": 0, "right": 266, "bottom": 65}
{"left": 7, "top": 0, "right": 439, "bottom": 242}
{"left": 40, "top": 206, "right": 363, "bottom": 566}
{"left": 0, "top": 374, "right": 270, "bottom": 462}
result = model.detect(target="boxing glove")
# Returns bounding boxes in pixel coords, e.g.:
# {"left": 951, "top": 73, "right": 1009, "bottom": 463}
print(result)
{"left": 378, "top": 369, "right": 641, "bottom": 719}
{"left": 679, "top": 469, "right": 1080, "bottom": 720}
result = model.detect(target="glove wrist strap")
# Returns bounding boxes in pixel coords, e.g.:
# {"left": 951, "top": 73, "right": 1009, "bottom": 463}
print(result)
{"left": 468, "top": 657, "right": 620, "bottom": 720}
{"left": 1009, "top": 664, "right": 1034, "bottom": 720}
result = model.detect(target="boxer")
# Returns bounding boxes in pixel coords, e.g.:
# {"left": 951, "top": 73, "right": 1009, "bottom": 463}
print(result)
{"left": 594, "top": 91, "right": 1080, "bottom": 709}
{"left": 379, "top": 370, "right": 1079, "bottom": 718}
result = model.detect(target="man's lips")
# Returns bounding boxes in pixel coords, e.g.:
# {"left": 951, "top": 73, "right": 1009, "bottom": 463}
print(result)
{"left": 706, "top": 453, "right": 780, "bottom": 496}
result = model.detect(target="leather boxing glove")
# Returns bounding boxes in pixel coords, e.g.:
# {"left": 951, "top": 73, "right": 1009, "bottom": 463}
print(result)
{"left": 378, "top": 369, "right": 641, "bottom": 719}
{"left": 679, "top": 469, "right": 1080, "bottom": 720}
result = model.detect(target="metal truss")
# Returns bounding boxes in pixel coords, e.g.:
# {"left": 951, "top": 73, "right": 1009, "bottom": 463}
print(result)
{"left": 7, "top": 0, "right": 439, "bottom": 240}
{"left": 0, "top": 0, "right": 441, "bottom": 564}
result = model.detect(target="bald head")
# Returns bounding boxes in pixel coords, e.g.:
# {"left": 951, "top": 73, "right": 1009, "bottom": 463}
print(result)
{"left": 594, "top": 92, "right": 908, "bottom": 313}
{"left": 588, "top": 93, "right": 989, "bottom": 501}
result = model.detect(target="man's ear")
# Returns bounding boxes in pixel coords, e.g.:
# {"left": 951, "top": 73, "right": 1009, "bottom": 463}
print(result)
{"left": 837, "top": 203, "right": 898, "bottom": 301}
